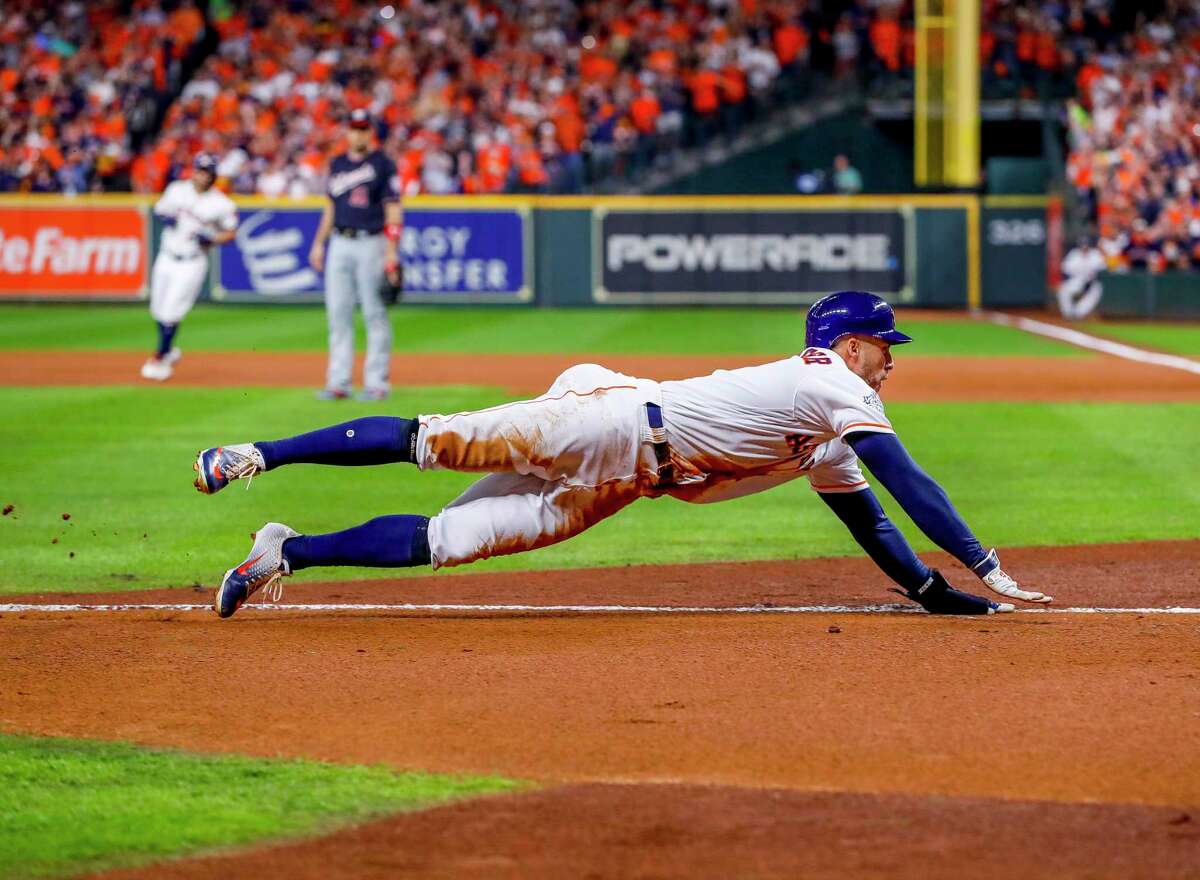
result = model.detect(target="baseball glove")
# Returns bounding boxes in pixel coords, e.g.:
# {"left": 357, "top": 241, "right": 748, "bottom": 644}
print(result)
{"left": 380, "top": 263, "right": 403, "bottom": 306}
{"left": 893, "top": 571, "right": 1013, "bottom": 615}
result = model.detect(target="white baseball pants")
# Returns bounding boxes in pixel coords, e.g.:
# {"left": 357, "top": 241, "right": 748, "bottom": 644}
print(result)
{"left": 418, "top": 364, "right": 664, "bottom": 569}
{"left": 149, "top": 251, "right": 208, "bottom": 324}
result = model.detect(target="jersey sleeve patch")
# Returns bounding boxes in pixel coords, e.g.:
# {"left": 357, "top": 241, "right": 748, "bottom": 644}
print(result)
{"left": 832, "top": 387, "right": 893, "bottom": 438}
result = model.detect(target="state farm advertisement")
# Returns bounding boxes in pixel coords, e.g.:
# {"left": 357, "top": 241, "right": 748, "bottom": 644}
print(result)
{"left": 0, "top": 206, "right": 148, "bottom": 298}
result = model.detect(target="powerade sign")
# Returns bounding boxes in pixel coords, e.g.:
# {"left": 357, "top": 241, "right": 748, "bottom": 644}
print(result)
{"left": 596, "top": 209, "right": 909, "bottom": 304}
{"left": 215, "top": 206, "right": 530, "bottom": 302}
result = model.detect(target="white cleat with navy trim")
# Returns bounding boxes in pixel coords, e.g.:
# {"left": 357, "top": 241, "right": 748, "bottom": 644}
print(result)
{"left": 213, "top": 523, "right": 298, "bottom": 618}
{"left": 194, "top": 443, "right": 266, "bottom": 494}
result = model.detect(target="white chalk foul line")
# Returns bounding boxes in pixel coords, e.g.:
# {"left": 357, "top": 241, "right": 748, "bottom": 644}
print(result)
{"left": 987, "top": 312, "right": 1200, "bottom": 375}
{"left": 1, "top": 602, "right": 1198, "bottom": 615}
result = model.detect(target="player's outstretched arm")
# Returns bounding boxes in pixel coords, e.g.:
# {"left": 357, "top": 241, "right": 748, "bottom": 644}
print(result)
{"left": 845, "top": 431, "right": 1051, "bottom": 604}
{"left": 819, "top": 488, "right": 1011, "bottom": 615}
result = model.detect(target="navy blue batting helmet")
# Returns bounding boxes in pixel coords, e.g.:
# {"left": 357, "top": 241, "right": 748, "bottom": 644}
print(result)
{"left": 192, "top": 152, "right": 218, "bottom": 174}
{"left": 804, "top": 290, "right": 913, "bottom": 349}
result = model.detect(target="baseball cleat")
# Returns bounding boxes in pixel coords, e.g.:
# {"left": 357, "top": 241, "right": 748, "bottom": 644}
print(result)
{"left": 356, "top": 387, "right": 390, "bottom": 402}
{"left": 315, "top": 388, "right": 351, "bottom": 401}
{"left": 194, "top": 443, "right": 266, "bottom": 494}
{"left": 140, "top": 357, "right": 173, "bottom": 382}
{"left": 214, "top": 522, "right": 298, "bottom": 618}
{"left": 163, "top": 346, "right": 183, "bottom": 366}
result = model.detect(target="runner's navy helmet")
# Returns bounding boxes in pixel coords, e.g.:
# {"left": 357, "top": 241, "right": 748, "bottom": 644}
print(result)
{"left": 805, "top": 290, "right": 913, "bottom": 349}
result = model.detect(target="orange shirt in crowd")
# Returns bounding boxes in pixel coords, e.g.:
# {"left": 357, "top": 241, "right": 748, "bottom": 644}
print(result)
{"left": 689, "top": 68, "right": 721, "bottom": 114}
{"left": 870, "top": 16, "right": 901, "bottom": 71}
{"left": 630, "top": 91, "right": 661, "bottom": 134}
{"left": 1016, "top": 28, "right": 1036, "bottom": 62}
{"left": 579, "top": 50, "right": 618, "bottom": 84}
{"left": 773, "top": 23, "right": 808, "bottom": 65}
{"left": 646, "top": 48, "right": 677, "bottom": 76}
{"left": 476, "top": 142, "right": 512, "bottom": 192}
{"left": 398, "top": 147, "right": 424, "bottom": 193}
{"left": 555, "top": 111, "right": 586, "bottom": 153}
{"left": 720, "top": 66, "right": 747, "bottom": 104}
{"left": 516, "top": 146, "right": 548, "bottom": 187}
{"left": 1035, "top": 31, "right": 1058, "bottom": 70}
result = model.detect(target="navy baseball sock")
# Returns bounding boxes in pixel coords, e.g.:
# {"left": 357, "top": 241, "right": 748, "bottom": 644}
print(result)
{"left": 156, "top": 323, "right": 178, "bottom": 358}
{"left": 282, "top": 515, "right": 431, "bottom": 570}
{"left": 255, "top": 417, "right": 419, "bottom": 469}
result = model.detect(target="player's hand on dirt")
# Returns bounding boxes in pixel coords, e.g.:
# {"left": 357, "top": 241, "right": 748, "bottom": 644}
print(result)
{"left": 309, "top": 243, "right": 325, "bottom": 272}
{"left": 976, "top": 549, "right": 1052, "bottom": 604}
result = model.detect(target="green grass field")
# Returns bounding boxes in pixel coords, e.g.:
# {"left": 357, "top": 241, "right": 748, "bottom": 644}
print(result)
{"left": 0, "top": 733, "right": 517, "bottom": 879}
{"left": 1, "top": 387, "right": 1197, "bottom": 594}
{"left": 1081, "top": 320, "right": 1200, "bottom": 355}
{"left": 0, "top": 303, "right": 1086, "bottom": 356}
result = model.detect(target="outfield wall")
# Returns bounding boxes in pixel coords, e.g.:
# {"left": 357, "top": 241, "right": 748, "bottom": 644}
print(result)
{"left": 0, "top": 194, "right": 1055, "bottom": 309}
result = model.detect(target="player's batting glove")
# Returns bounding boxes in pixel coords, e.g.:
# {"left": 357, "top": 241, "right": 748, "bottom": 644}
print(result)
{"left": 972, "top": 549, "right": 1052, "bottom": 604}
{"left": 893, "top": 571, "right": 1015, "bottom": 615}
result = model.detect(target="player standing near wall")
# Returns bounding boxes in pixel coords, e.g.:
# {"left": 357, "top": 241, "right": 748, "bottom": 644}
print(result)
{"left": 141, "top": 154, "right": 237, "bottom": 382}
{"left": 308, "top": 109, "right": 402, "bottom": 402}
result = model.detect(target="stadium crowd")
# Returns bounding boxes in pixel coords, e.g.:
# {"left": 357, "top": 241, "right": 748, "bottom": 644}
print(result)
{"left": 0, "top": 0, "right": 209, "bottom": 194}
{"left": 1066, "top": 4, "right": 1200, "bottom": 271}
{"left": 129, "top": 0, "right": 827, "bottom": 197}
{"left": 6, "top": 0, "right": 1199, "bottom": 234}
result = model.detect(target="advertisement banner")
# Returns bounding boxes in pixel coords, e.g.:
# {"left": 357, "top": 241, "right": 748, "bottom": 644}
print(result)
{"left": 401, "top": 208, "right": 530, "bottom": 301}
{"left": 595, "top": 208, "right": 910, "bottom": 304}
{"left": 980, "top": 206, "right": 1049, "bottom": 307}
{"left": 216, "top": 205, "right": 531, "bottom": 302}
{"left": 0, "top": 205, "right": 148, "bottom": 298}
{"left": 216, "top": 208, "right": 323, "bottom": 299}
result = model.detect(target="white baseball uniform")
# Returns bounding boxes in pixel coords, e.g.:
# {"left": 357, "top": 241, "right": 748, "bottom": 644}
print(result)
{"left": 150, "top": 180, "right": 238, "bottom": 324}
{"left": 418, "top": 349, "right": 893, "bottom": 569}
{"left": 1057, "top": 245, "right": 1107, "bottom": 320}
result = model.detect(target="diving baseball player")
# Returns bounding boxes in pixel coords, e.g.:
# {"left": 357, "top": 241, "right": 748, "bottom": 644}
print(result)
{"left": 308, "top": 108, "right": 402, "bottom": 402}
{"left": 142, "top": 154, "right": 237, "bottom": 382}
{"left": 193, "top": 291, "right": 1052, "bottom": 618}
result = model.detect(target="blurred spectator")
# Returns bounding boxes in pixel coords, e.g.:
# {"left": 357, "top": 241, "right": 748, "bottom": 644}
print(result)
{"left": 133, "top": 0, "right": 830, "bottom": 196}
{"left": 831, "top": 153, "right": 863, "bottom": 194}
{"left": 0, "top": 0, "right": 209, "bottom": 194}
{"left": 1058, "top": 235, "right": 1106, "bottom": 318}
{"left": 1066, "top": 6, "right": 1200, "bottom": 271}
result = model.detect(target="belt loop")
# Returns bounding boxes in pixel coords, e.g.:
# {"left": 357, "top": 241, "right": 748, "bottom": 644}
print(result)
{"left": 644, "top": 403, "right": 674, "bottom": 486}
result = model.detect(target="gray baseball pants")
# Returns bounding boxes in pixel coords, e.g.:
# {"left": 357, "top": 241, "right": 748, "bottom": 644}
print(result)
{"left": 324, "top": 233, "right": 392, "bottom": 392}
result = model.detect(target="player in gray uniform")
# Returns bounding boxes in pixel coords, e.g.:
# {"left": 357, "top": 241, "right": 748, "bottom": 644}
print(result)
{"left": 308, "top": 109, "right": 402, "bottom": 401}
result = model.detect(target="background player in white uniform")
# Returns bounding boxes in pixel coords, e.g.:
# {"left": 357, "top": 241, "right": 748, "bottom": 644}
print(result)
{"left": 1057, "top": 235, "right": 1107, "bottom": 320}
{"left": 194, "top": 291, "right": 1052, "bottom": 618}
{"left": 142, "top": 154, "right": 238, "bottom": 381}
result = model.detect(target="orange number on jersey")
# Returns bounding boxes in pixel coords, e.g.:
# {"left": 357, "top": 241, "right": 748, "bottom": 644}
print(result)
{"left": 800, "top": 347, "right": 833, "bottom": 365}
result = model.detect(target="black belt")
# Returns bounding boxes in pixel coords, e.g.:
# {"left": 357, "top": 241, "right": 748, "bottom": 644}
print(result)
{"left": 646, "top": 402, "right": 674, "bottom": 486}
{"left": 335, "top": 226, "right": 382, "bottom": 238}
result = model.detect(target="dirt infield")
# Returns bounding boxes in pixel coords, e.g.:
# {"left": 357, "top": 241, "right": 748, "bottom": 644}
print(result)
{"left": 95, "top": 785, "right": 1200, "bottom": 880}
{"left": 3, "top": 349, "right": 1200, "bottom": 400}
{"left": 4, "top": 541, "right": 1200, "bottom": 878}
